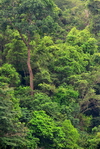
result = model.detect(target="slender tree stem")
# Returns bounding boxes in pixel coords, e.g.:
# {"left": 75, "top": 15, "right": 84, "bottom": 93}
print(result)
{"left": 18, "top": 31, "right": 34, "bottom": 95}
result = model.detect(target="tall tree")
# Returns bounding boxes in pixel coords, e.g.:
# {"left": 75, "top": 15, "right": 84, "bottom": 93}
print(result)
{"left": 0, "top": 0, "right": 60, "bottom": 95}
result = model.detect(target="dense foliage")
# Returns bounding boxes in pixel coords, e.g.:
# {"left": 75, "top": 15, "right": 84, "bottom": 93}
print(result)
{"left": 0, "top": 0, "right": 100, "bottom": 148}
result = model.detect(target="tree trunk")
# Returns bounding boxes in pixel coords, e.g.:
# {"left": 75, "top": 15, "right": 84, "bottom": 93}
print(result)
{"left": 18, "top": 31, "right": 34, "bottom": 95}
{"left": 27, "top": 46, "right": 34, "bottom": 95}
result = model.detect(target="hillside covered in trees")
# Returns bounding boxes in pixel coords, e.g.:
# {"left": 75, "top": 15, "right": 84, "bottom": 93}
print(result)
{"left": 0, "top": 0, "right": 100, "bottom": 148}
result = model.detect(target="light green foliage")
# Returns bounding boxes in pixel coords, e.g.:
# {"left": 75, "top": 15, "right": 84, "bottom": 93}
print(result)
{"left": 30, "top": 28, "right": 98, "bottom": 96}
{"left": 87, "top": 132, "right": 100, "bottom": 149}
{"left": 67, "top": 27, "right": 98, "bottom": 54}
{"left": 52, "top": 28, "right": 98, "bottom": 86}
{"left": 32, "top": 36, "right": 54, "bottom": 81}
{"left": 29, "top": 110, "right": 80, "bottom": 149}
{"left": 31, "top": 35, "right": 60, "bottom": 90}
{"left": 29, "top": 111, "right": 56, "bottom": 138}
{"left": 0, "top": 63, "right": 20, "bottom": 87}
{"left": 32, "top": 93, "right": 60, "bottom": 116}
{"left": 15, "top": 86, "right": 31, "bottom": 97}
{"left": 29, "top": 110, "right": 59, "bottom": 148}
{"left": 62, "top": 120, "right": 80, "bottom": 149}
{"left": 38, "top": 83, "right": 56, "bottom": 94}
{"left": 53, "top": 85, "right": 80, "bottom": 126}
{"left": 53, "top": 45, "right": 88, "bottom": 85}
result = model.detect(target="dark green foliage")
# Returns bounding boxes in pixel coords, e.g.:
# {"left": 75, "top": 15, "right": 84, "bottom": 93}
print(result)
{"left": 87, "top": 0, "right": 100, "bottom": 36}
{"left": 54, "top": 0, "right": 90, "bottom": 30}
{"left": 0, "top": 63, "right": 20, "bottom": 87}
{"left": 0, "top": 83, "right": 27, "bottom": 149}
{"left": 0, "top": 0, "right": 61, "bottom": 37}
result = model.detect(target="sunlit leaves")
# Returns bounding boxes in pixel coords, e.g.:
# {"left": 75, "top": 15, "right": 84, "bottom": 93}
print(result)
{"left": 29, "top": 110, "right": 80, "bottom": 149}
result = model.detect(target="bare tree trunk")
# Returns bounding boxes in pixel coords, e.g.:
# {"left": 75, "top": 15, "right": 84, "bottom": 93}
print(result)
{"left": 18, "top": 31, "right": 34, "bottom": 95}
{"left": 27, "top": 46, "right": 34, "bottom": 95}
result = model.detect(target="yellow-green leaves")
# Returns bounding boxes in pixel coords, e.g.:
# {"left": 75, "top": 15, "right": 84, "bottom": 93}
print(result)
{"left": 29, "top": 110, "right": 80, "bottom": 149}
